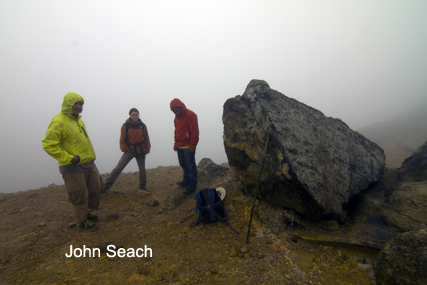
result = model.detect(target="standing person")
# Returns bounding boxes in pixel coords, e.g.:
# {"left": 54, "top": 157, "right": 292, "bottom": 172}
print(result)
{"left": 104, "top": 108, "right": 151, "bottom": 192}
{"left": 170, "top": 98, "right": 199, "bottom": 194}
{"left": 42, "top": 92, "right": 102, "bottom": 230}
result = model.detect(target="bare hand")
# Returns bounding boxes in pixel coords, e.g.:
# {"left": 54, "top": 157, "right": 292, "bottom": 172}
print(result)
{"left": 71, "top": 155, "right": 79, "bottom": 164}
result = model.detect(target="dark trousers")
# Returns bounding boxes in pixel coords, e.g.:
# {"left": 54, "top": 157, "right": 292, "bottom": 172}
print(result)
{"left": 177, "top": 148, "right": 197, "bottom": 188}
{"left": 104, "top": 151, "right": 146, "bottom": 190}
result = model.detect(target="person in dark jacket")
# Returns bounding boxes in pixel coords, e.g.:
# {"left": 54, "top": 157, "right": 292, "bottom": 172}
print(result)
{"left": 104, "top": 108, "right": 151, "bottom": 192}
{"left": 170, "top": 98, "right": 199, "bottom": 194}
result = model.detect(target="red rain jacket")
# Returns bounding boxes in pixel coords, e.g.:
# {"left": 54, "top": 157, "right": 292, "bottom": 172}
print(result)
{"left": 170, "top": 98, "right": 199, "bottom": 149}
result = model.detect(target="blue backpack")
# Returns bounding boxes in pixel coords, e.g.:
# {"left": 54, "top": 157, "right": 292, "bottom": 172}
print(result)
{"left": 191, "top": 188, "right": 238, "bottom": 234}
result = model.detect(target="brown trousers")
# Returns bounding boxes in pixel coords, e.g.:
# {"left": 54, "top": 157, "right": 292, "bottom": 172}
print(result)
{"left": 62, "top": 167, "right": 102, "bottom": 224}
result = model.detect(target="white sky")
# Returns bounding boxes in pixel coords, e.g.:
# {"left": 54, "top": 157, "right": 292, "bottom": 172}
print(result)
{"left": 1, "top": 0, "right": 426, "bottom": 193}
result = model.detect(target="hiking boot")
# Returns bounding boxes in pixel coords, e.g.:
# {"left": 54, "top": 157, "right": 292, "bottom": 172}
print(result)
{"left": 87, "top": 211, "right": 99, "bottom": 222}
{"left": 140, "top": 188, "right": 150, "bottom": 193}
{"left": 176, "top": 181, "right": 189, "bottom": 187}
{"left": 183, "top": 186, "right": 196, "bottom": 194}
{"left": 76, "top": 220, "right": 96, "bottom": 230}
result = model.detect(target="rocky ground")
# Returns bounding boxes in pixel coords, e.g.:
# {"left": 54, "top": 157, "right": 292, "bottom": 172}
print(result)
{"left": 0, "top": 164, "right": 379, "bottom": 284}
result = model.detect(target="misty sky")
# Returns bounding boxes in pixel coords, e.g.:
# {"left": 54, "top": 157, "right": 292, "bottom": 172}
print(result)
{"left": 1, "top": 0, "right": 426, "bottom": 193}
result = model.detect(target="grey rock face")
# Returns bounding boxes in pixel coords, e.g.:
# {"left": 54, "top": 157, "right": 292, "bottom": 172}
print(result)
{"left": 399, "top": 140, "right": 427, "bottom": 182}
{"left": 197, "top": 158, "right": 231, "bottom": 178}
{"left": 294, "top": 149, "right": 427, "bottom": 249}
{"left": 385, "top": 181, "right": 427, "bottom": 231}
{"left": 375, "top": 226, "right": 427, "bottom": 285}
{"left": 223, "top": 79, "right": 385, "bottom": 222}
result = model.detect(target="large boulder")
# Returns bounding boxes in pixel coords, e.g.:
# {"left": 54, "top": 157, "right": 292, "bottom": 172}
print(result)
{"left": 294, "top": 149, "right": 427, "bottom": 249}
{"left": 398, "top": 140, "right": 427, "bottom": 182}
{"left": 375, "top": 226, "right": 427, "bottom": 285}
{"left": 223, "top": 79, "right": 385, "bottom": 222}
{"left": 385, "top": 181, "right": 427, "bottom": 231}
{"left": 197, "top": 158, "right": 231, "bottom": 178}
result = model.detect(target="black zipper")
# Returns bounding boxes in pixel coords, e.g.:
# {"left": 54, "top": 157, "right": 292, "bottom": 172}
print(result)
{"left": 81, "top": 126, "right": 88, "bottom": 138}
{"left": 75, "top": 117, "right": 88, "bottom": 138}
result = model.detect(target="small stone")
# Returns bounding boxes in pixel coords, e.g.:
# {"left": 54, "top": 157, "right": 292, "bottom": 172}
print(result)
{"left": 67, "top": 223, "right": 77, "bottom": 229}
{"left": 138, "top": 264, "right": 150, "bottom": 276}
{"left": 147, "top": 199, "right": 159, "bottom": 207}
{"left": 229, "top": 246, "right": 239, "bottom": 257}
{"left": 209, "top": 266, "right": 218, "bottom": 274}
{"left": 240, "top": 246, "right": 248, "bottom": 253}
{"left": 37, "top": 223, "right": 46, "bottom": 227}
{"left": 257, "top": 252, "right": 264, "bottom": 259}
{"left": 137, "top": 190, "right": 151, "bottom": 197}
{"left": 104, "top": 212, "right": 119, "bottom": 222}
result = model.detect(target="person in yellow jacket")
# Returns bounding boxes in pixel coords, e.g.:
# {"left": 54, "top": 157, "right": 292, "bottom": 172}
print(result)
{"left": 42, "top": 92, "right": 102, "bottom": 229}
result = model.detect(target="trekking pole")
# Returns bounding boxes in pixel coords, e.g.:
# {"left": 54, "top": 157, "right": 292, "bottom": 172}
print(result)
{"left": 246, "top": 133, "right": 270, "bottom": 244}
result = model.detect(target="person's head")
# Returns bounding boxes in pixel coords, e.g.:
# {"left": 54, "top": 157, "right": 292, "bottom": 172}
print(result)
{"left": 61, "top": 92, "right": 84, "bottom": 117}
{"left": 129, "top": 108, "right": 139, "bottom": 122}
{"left": 171, "top": 107, "right": 182, "bottom": 117}
{"left": 72, "top": 101, "right": 84, "bottom": 116}
{"left": 170, "top": 98, "right": 186, "bottom": 118}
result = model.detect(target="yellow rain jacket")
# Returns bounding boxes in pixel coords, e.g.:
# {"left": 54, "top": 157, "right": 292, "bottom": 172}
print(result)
{"left": 42, "top": 92, "right": 96, "bottom": 166}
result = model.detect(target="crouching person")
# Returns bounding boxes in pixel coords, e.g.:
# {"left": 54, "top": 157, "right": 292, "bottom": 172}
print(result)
{"left": 42, "top": 92, "right": 102, "bottom": 229}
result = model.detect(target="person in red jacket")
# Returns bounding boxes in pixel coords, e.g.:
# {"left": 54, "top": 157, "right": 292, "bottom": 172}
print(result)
{"left": 104, "top": 108, "right": 151, "bottom": 192}
{"left": 170, "top": 98, "right": 199, "bottom": 194}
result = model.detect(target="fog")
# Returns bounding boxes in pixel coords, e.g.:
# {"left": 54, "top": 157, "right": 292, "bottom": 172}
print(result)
{"left": 1, "top": 0, "right": 426, "bottom": 193}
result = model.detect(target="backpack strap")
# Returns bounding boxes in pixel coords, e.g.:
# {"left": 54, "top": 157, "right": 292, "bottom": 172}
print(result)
{"left": 190, "top": 189, "right": 239, "bottom": 234}
{"left": 190, "top": 192, "right": 203, "bottom": 227}
{"left": 125, "top": 122, "right": 132, "bottom": 147}
{"left": 194, "top": 191, "right": 202, "bottom": 215}
{"left": 208, "top": 188, "right": 216, "bottom": 223}
{"left": 225, "top": 220, "right": 239, "bottom": 235}
{"left": 207, "top": 204, "right": 239, "bottom": 235}
{"left": 209, "top": 190, "right": 239, "bottom": 234}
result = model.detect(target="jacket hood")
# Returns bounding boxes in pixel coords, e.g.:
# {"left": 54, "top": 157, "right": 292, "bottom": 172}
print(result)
{"left": 61, "top": 92, "right": 84, "bottom": 116}
{"left": 170, "top": 98, "right": 186, "bottom": 111}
